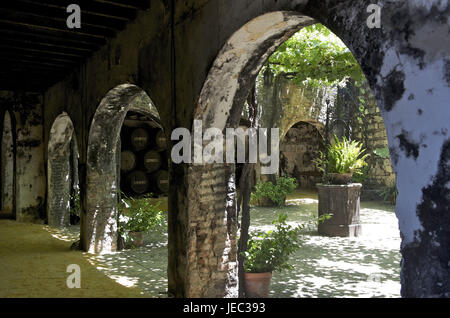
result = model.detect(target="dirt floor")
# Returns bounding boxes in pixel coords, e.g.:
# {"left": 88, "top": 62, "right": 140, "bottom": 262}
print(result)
{"left": 0, "top": 219, "right": 146, "bottom": 298}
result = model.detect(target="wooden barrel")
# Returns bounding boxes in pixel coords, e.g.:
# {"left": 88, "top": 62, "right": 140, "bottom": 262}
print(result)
{"left": 143, "top": 150, "right": 162, "bottom": 173}
{"left": 155, "top": 130, "right": 167, "bottom": 151}
{"left": 130, "top": 127, "right": 149, "bottom": 151}
{"left": 120, "top": 150, "right": 137, "bottom": 172}
{"left": 126, "top": 170, "right": 149, "bottom": 194}
{"left": 151, "top": 170, "right": 169, "bottom": 193}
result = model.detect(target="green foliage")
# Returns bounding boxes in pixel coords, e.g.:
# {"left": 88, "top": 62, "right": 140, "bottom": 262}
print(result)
{"left": 352, "top": 165, "right": 370, "bottom": 184}
{"left": 266, "top": 24, "right": 364, "bottom": 87}
{"left": 118, "top": 193, "right": 166, "bottom": 244}
{"left": 251, "top": 177, "right": 297, "bottom": 207}
{"left": 243, "top": 213, "right": 331, "bottom": 273}
{"left": 313, "top": 135, "right": 369, "bottom": 176}
{"left": 69, "top": 193, "right": 80, "bottom": 216}
{"left": 377, "top": 185, "right": 398, "bottom": 205}
{"left": 243, "top": 214, "right": 303, "bottom": 273}
{"left": 373, "top": 147, "right": 390, "bottom": 159}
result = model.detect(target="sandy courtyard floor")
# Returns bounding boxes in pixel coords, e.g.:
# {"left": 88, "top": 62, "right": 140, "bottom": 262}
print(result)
{"left": 0, "top": 220, "right": 145, "bottom": 298}
{"left": 0, "top": 190, "right": 401, "bottom": 298}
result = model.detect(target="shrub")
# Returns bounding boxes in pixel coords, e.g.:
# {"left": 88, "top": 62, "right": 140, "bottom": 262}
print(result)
{"left": 251, "top": 177, "right": 297, "bottom": 207}
{"left": 118, "top": 193, "right": 166, "bottom": 244}
{"left": 243, "top": 213, "right": 332, "bottom": 273}
{"left": 244, "top": 214, "right": 303, "bottom": 273}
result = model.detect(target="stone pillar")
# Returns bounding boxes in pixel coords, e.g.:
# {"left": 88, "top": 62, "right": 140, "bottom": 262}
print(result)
{"left": 317, "top": 183, "right": 362, "bottom": 237}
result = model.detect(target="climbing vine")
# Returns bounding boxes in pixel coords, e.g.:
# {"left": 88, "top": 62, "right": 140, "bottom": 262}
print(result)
{"left": 266, "top": 24, "right": 365, "bottom": 87}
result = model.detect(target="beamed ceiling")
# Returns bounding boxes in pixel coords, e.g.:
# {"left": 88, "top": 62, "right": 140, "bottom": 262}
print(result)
{"left": 0, "top": 0, "right": 150, "bottom": 92}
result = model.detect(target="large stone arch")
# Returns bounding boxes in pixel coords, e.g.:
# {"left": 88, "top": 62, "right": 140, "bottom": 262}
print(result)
{"left": 47, "top": 113, "right": 78, "bottom": 228}
{"left": 192, "top": 1, "right": 450, "bottom": 298}
{"left": 83, "top": 83, "right": 161, "bottom": 254}
{"left": 1, "top": 109, "right": 16, "bottom": 218}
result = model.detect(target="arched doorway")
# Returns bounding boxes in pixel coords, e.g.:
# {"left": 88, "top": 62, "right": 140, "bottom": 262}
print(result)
{"left": 1, "top": 110, "right": 16, "bottom": 218}
{"left": 84, "top": 84, "right": 166, "bottom": 254}
{"left": 280, "top": 121, "right": 325, "bottom": 189}
{"left": 47, "top": 113, "right": 79, "bottom": 228}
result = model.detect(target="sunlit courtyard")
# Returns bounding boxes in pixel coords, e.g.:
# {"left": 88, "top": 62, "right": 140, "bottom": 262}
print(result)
{"left": 31, "top": 190, "right": 401, "bottom": 298}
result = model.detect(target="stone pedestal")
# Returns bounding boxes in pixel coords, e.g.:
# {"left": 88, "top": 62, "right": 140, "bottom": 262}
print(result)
{"left": 317, "top": 183, "right": 362, "bottom": 237}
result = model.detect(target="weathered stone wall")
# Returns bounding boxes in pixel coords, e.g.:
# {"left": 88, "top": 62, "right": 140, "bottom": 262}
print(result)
{"left": 256, "top": 72, "right": 395, "bottom": 191}
{"left": 0, "top": 91, "right": 45, "bottom": 223}
{"left": 348, "top": 82, "right": 396, "bottom": 190}
{"left": 1, "top": 111, "right": 14, "bottom": 214}
{"left": 255, "top": 72, "right": 332, "bottom": 139}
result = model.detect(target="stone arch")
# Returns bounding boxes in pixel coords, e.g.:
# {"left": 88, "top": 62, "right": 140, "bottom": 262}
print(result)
{"left": 186, "top": 12, "right": 317, "bottom": 298}
{"left": 47, "top": 112, "right": 79, "bottom": 228}
{"left": 1, "top": 109, "right": 16, "bottom": 218}
{"left": 280, "top": 120, "right": 326, "bottom": 188}
{"left": 193, "top": 4, "right": 449, "bottom": 297}
{"left": 84, "top": 83, "right": 162, "bottom": 254}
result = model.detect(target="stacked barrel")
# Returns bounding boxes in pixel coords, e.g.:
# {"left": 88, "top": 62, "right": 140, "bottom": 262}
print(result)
{"left": 120, "top": 113, "right": 169, "bottom": 197}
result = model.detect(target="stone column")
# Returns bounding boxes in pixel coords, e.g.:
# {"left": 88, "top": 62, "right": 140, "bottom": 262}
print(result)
{"left": 317, "top": 183, "right": 362, "bottom": 237}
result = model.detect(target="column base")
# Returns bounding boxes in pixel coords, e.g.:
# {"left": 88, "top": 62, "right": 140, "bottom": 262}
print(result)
{"left": 318, "top": 223, "right": 362, "bottom": 237}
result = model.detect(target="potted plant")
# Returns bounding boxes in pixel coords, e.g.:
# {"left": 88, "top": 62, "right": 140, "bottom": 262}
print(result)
{"left": 251, "top": 177, "right": 297, "bottom": 207}
{"left": 313, "top": 135, "right": 369, "bottom": 184}
{"left": 313, "top": 136, "right": 369, "bottom": 237}
{"left": 117, "top": 193, "right": 166, "bottom": 249}
{"left": 243, "top": 214, "right": 303, "bottom": 298}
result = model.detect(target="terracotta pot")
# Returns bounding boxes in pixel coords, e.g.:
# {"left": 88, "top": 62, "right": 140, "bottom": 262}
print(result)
{"left": 244, "top": 272, "right": 272, "bottom": 298}
{"left": 129, "top": 231, "right": 144, "bottom": 248}
{"left": 328, "top": 173, "right": 353, "bottom": 185}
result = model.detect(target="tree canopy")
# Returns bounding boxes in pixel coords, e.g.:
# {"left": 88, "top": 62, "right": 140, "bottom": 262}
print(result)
{"left": 265, "top": 24, "right": 365, "bottom": 87}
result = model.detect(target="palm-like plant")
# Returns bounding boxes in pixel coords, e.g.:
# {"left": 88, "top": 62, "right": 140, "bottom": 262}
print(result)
{"left": 313, "top": 135, "right": 369, "bottom": 176}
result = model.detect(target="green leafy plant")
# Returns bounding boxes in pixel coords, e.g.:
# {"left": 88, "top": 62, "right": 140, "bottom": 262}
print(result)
{"left": 377, "top": 185, "right": 398, "bottom": 205}
{"left": 251, "top": 177, "right": 297, "bottom": 207}
{"left": 69, "top": 193, "right": 80, "bottom": 217}
{"left": 266, "top": 23, "right": 364, "bottom": 87}
{"left": 243, "top": 214, "right": 303, "bottom": 273}
{"left": 373, "top": 147, "right": 390, "bottom": 159}
{"left": 243, "top": 213, "right": 331, "bottom": 273}
{"left": 352, "top": 165, "right": 370, "bottom": 184}
{"left": 118, "top": 193, "right": 166, "bottom": 244}
{"left": 313, "top": 135, "right": 369, "bottom": 176}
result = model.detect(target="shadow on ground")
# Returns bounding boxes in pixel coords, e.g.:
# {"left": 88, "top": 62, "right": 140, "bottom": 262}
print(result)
{"left": 48, "top": 190, "right": 400, "bottom": 298}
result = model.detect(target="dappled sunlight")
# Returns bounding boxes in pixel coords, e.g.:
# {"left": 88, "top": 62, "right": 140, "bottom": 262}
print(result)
{"left": 250, "top": 192, "right": 401, "bottom": 298}
{"left": 44, "top": 225, "right": 79, "bottom": 242}
{"left": 286, "top": 198, "right": 318, "bottom": 205}
{"left": 44, "top": 191, "right": 399, "bottom": 298}
{"left": 84, "top": 230, "right": 168, "bottom": 297}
